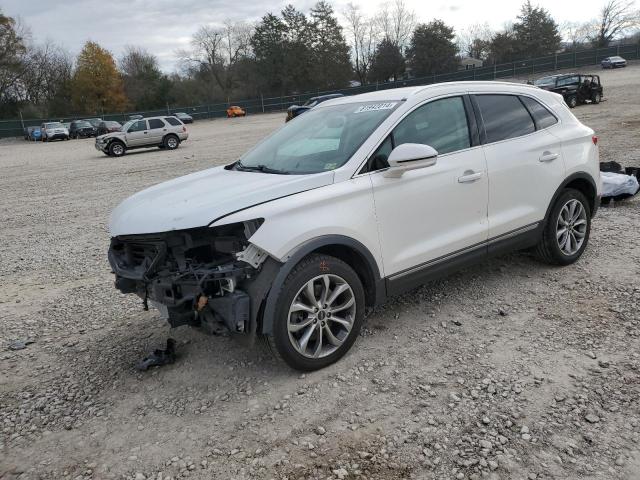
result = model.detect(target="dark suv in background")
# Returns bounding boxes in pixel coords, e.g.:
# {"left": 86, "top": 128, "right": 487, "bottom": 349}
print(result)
{"left": 286, "top": 93, "right": 344, "bottom": 121}
{"left": 533, "top": 73, "right": 603, "bottom": 108}
{"left": 70, "top": 120, "right": 97, "bottom": 138}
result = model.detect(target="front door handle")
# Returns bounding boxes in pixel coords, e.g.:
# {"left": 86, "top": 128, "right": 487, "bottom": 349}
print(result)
{"left": 458, "top": 170, "right": 483, "bottom": 183}
{"left": 539, "top": 151, "right": 558, "bottom": 162}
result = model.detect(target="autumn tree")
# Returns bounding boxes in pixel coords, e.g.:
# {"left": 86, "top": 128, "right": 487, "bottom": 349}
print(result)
{"left": 71, "top": 41, "right": 127, "bottom": 114}
{"left": 407, "top": 20, "right": 458, "bottom": 77}
{"left": 0, "top": 10, "right": 28, "bottom": 107}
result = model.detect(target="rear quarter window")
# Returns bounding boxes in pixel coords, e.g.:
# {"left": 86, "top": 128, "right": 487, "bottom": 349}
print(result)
{"left": 148, "top": 119, "right": 165, "bottom": 129}
{"left": 476, "top": 94, "right": 535, "bottom": 143}
{"left": 519, "top": 96, "right": 558, "bottom": 130}
{"left": 164, "top": 117, "right": 182, "bottom": 126}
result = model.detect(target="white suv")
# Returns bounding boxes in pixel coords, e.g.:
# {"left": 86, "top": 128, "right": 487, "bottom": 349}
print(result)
{"left": 95, "top": 116, "right": 188, "bottom": 157}
{"left": 108, "top": 81, "right": 601, "bottom": 371}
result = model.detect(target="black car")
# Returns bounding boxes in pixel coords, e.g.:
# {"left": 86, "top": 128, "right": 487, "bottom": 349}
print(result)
{"left": 286, "top": 93, "right": 344, "bottom": 121}
{"left": 70, "top": 120, "right": 98, "bottom": 138}
{"left": 97, "top": 120, "right": 122, "bottom": 136}
{"left": 533, "top": 73, "right": 603, "bottom": 108}
{"left": 601, "top": 56, "right": 627, "bottom": 69}
{"left": 171, "top": 112, "right": 193, "bottom": 124}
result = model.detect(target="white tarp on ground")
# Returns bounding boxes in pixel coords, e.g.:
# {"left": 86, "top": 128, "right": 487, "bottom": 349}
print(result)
{"left": 601, "top": 171, "right": 640, "bottom": 197}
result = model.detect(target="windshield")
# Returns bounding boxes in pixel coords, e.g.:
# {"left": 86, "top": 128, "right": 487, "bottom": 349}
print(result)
{"left": 76, "top": 121, "right": 91, "bottom": 127}
{"left": 44, "top": 122, "right": 63, "bottom": 129}
{"left": 534, "top": 76, "right": 556, "bottom": 87}
{"left": 121, "top": 120, "right": 135, "bottom": 131}
{"left": 237, "top": 101, "right": 399, "bottom": 174}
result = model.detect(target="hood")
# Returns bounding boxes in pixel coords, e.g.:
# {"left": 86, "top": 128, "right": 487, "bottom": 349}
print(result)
{"left": 99, "top": 131, "right": 125, "bottom": 140}
{"left": 109, "top": 166, "right": 335, "bottom": 236}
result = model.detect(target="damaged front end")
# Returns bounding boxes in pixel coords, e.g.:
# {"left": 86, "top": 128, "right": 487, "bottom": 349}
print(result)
{"left": 108, "top": 219, "right": 269, "bottom": 336}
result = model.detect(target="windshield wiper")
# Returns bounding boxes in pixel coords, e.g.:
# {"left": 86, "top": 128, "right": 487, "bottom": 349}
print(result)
{"left": 235, "top": 161, "right": 289, "bottom": 175}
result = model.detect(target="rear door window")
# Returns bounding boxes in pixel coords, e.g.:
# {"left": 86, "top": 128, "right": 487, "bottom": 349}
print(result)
{"left": 148, "top": 119, "right": 165, "bottom": 129}
{"left": 164, "top": 117, "right": 182, "bottom": 126}
{"left": 475, "top": 94, "right": 535, "bottom": 143}
{"left": 519, "top": 96, "right": 557, "bottom": 130}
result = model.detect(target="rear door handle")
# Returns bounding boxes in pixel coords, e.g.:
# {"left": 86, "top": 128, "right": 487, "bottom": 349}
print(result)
{"left": 539, "top": 151, "right": 558, "bottom": 162}
{"left": 458, "top": 170, "right": 484, "bottom": 183}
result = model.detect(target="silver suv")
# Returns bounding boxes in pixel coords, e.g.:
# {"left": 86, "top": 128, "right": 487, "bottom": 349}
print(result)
{"left": 95, "top": 116, "right": 189, "bottom": 157}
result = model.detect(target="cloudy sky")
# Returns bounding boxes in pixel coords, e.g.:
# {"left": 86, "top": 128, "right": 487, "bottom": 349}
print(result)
{"left": 4, "top": 0, "right": 607, "bottom": 71}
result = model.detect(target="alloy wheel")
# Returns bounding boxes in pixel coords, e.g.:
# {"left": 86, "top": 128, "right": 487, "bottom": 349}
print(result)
{"left": 167, "top": 137, "right": 178, "bottom": 148}
{"left": 287, "top": 274, "right": 356, "bottom": 359}
{"left": 556, "top": 198, "right": 587, "bottom": 256}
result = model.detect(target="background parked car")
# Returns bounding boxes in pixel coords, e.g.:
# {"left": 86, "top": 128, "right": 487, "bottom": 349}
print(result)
{"left": 70, "top": 120, "right": 97, "bottom": 138}
{"left": 226, "top": 105, "right": 245, "bottom": 117}
{"left": 286, "top": 93, "right": 344, "bottom": 121}
{"left": 24, "top": 126, "right": 42, "bottom": 140}
{"left": 128, "top": 114, "right": 143, "bottom": 120}
{"left": 171, "top": 112, "right": 193, "bottom": 123}
{"left": 83, "top": 118, "right": 103, "bottom": 130}
{"left": 601, "top": 56, "right": 626, "bottom": 68}
{"left": 97, "top": 120, "right": 122, "bottom": 135}
{"left": 41, "top": 121, "right": 69, "bottom": 141}
{"left": 534, "top": 73, "right": 603, "bottom": 108}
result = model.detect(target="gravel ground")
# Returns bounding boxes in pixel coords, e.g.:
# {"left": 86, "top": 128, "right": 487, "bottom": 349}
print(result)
{"left": 1, "top": 64, "right": 639, "bottom": 480}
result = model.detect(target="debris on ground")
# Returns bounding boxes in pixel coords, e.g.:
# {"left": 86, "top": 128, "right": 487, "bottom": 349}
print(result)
{"left": 135, "top": 338, "right": 177, "bottom": 371}
{"left": 7, "top": 339, "right": 35, "bottom": 351}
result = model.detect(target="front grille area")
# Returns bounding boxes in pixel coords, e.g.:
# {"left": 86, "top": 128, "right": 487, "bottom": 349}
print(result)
{"left": 109, "top": 237, "right": 165, "bottom": 280}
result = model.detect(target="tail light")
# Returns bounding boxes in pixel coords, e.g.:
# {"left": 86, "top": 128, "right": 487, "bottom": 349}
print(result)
{"left": 592, "top": 135, "right": 598, "bottom": 145}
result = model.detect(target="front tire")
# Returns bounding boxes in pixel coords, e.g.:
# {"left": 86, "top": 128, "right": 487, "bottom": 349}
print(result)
{"left": 108, "top": 141, "right": 126, "bottom": 157}
{"left": 566, "top": 95, "right": 577, "bottom": 108}
{"left": 535, "top": 189, "right": 591, "bottom": 265}
{"left": 592, "top": 92, "right": 601, "bottom": 104}
{"left": 267, "top": 254, "right": 365, "bottom": 371}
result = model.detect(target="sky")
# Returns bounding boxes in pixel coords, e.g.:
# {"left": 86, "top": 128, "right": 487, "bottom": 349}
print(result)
{"left": 3, "top": 0, "right": 609, "bottom": 71}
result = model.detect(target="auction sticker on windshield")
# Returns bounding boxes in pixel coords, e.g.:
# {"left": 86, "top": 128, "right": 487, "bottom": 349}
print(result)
{"left": 354, "top": 102, "right": 397, "bottom": 113}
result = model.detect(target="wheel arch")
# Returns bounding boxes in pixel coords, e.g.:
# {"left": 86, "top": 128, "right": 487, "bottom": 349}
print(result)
{"left": 259, "top": 235, "right": 386, "bottom": 335}
{"left": 544, "top": 172, "right": 599, "bottom": 223}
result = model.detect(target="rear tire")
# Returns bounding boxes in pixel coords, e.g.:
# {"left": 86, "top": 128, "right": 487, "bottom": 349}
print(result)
{"left": 592, "top": 92, "right": 601, "bottom": 104}
{"left": 266, "top": 254, "right": 365, "bottom": 371}
{"left": 163, "top": 134, "right": 179, "bottom": 150}
{"left": 535, "top": 188, "right": 591, "bottom": 266}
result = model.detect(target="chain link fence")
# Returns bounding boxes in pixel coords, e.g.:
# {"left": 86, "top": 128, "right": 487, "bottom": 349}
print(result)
{"left": 4, "top": 43, "right": 639, "bottom": 139}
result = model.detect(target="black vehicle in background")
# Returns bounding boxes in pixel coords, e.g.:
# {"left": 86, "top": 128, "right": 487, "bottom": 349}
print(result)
{"left": 97, "top": 120, "right": 122, "bottom": 135}
{"left": 286, "top": 93, "right": 344, "bottom": 122}
{"left": 170, "top": 112, "right": 193, "bottom": 124}
{"left": 70, "top": 120, "right": 98, "bottom": 138}
{"left": 601, "top": 56, "right": 627, "bottom": 68}
{"left": 83, "top": 118, "right": 103, "bottom": 129}
{"left": 533, "top": 73, "right": 603, "bottom": 108}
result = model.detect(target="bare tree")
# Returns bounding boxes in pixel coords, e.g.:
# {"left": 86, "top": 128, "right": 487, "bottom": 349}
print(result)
{"left": 592, "top": 0, "right": 640, "bottom": 47}
{"left": 375, "top": 0, "right": 416, "bottom": 51}
{"left": 456, "top": 23, "right": 493, "bottom": 59}
{"left": 343, "top": 3, "right": 379, "bottom": 84}
{"left": 178, "top": 21, "right": 252, "bottom": 99}
{"left": 561, "top": 21, "right": 592, "bottom": 49}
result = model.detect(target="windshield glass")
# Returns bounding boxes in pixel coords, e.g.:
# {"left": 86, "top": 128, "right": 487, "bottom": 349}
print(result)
{"left": 121, "top": 120, "right": 135, "bottom": 131}
{"left": 238, "top": 101, "right": 399, "bottom": 174}
{"left": 534, "top": 76, "right": 556, "bottom": 87}
{"left": 45, "top": 122, "right": 63, "bottom": 128}
{"left": 76, "top": 121, "right": 91, "bottom": 127}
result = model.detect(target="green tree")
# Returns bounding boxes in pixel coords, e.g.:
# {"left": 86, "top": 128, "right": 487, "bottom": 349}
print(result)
{"left": 282, "top": 5, "right": 314, "bottom": 92}
{"left": 71, "top": 41, "right": 128, "bottom": 114}
{"left": 407, "top": 20, "right": 458, "bottom": 77}
{"left": 487, "top": 30, "right": 520, "bottom": 63}
{"left": 251, "top": 13, "right": 287, "bottom": 95}
{"left": 370, "top": 38, "right": 405, "bottom": 82}
{"left": 120, "top": 46, "right": 171, "bottom": 110}
{"left": 512, "top": 1, "right": 561, "bottom": 57}
{"left": 309, "top": 1, "right": 352, "bottom": 90}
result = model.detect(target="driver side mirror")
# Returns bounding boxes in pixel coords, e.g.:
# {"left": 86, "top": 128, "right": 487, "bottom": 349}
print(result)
{"left": 383, "top": 143, "right": 438, "bottom": 178}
